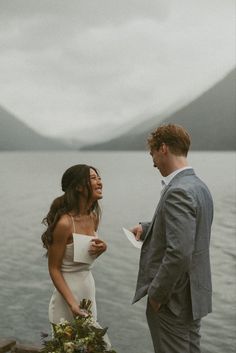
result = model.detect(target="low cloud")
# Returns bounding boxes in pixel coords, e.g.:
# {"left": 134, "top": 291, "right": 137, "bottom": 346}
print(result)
{"left": 0, "top": 0, "right": 235, "bottom": 139}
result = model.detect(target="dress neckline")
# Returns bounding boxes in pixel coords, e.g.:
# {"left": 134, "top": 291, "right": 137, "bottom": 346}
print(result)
{"left": 73, "top": 232, "right": 97, "bottom": 237}
{"left": 67, "top": 232, "right": 97, "bottom": 247}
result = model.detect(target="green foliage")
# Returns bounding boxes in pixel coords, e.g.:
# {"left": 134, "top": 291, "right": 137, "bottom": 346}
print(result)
{"left": 41, "top": 299, "right": 117, "bottom": 353}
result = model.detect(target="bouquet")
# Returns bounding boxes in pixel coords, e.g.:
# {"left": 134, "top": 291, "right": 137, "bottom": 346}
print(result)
{"left": 41, "top": 299, "right": 117, "bottom": 353}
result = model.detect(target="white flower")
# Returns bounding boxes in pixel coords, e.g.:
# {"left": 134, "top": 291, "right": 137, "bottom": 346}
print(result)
{"left": 63, "top": 342, "right": 75, "bottom": 353}
{"left": 59, "top": 318, "right": 69, "bottom": 325}
{"left": 54, "top": 326, "right": 64, "bottom": 334}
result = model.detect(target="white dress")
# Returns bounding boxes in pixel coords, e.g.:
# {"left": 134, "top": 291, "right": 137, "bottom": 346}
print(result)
{"left": 48, "top": 217, "right": 98, "bottom": 323}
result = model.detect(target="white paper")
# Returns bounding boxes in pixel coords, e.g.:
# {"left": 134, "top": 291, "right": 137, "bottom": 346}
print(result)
{"left": 73, "top": 234, "right": 96, "bottom": 264}
{"left": 122, "top": 227, "right": 142, "bottom": 249}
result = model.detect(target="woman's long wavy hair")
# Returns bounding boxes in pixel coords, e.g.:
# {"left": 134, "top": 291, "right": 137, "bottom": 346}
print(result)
{"left": 41, "top": 164, "right": 101, "bottom": 250}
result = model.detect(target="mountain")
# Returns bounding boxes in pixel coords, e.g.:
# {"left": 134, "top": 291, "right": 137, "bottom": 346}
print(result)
{"left": 0, "top": 106, "right": 71, "bottom": 150}
{"left": 82, "top": 68, "right": 236, "bottom": 151}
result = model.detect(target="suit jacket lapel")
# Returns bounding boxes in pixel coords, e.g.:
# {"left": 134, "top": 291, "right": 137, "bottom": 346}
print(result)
{"left": 142, "top": 184, "right": 171, "bottom": 243}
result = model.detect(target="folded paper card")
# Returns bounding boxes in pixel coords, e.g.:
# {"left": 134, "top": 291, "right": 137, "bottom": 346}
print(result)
{"left": 122, "top": 227, "right": 142, "bottom": 249}
{"left": 73, "top": 233, "right": 96, "bottom": 264}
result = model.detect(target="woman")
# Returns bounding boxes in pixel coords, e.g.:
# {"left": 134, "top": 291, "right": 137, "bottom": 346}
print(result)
{"left": 41, "top": 164, "right": 107, "bottom": 324}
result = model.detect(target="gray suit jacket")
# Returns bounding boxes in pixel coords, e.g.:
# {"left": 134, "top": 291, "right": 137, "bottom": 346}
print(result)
{"left": 133, "top": 169, "right": 214, "bottom": 320}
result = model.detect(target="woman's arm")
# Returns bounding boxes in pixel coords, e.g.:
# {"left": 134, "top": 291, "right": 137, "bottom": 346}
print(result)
{"left": 48, "top": 216, "right": 87, "bottom": 317}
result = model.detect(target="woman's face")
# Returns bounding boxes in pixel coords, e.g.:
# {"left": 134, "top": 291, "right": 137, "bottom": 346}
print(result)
{"left": 89, "top": 168, "right": 103, "bottom": 201}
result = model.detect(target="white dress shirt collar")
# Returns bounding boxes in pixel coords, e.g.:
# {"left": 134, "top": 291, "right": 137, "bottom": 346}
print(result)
{"left": 161, "top": 166, "right": 193, "bottom": 187}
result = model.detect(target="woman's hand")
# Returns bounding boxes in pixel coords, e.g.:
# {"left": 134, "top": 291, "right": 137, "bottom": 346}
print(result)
{"left": 70, "top": 302, "right": 88, "bottom": 317}
{"left": 89, "top": 238, "right": 107, "bottom": 257}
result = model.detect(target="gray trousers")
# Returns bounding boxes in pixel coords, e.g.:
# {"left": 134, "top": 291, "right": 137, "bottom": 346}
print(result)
{"left": 146, "top": 301, "right": 201, "bottom": 353}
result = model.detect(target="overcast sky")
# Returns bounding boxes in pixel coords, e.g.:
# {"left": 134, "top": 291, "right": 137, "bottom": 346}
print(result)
{"left": 0, "top": 0, "right": 235, "bottom": 141}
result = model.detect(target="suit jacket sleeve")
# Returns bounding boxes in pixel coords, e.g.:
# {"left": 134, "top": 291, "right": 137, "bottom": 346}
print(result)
{"left": 139, "top": 222, "right": 151, "bottom": 241}
{"left": 147, "top": 188, "right": 196, "bottom": 303}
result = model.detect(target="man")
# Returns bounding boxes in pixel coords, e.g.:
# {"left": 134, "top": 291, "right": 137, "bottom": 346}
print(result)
{"left": 132, "top": 124, "right": 213, "bottom": 353}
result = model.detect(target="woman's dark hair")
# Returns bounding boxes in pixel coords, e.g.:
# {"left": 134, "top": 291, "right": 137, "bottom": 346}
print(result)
{"left": 41, "top": 164, "right": 101, "bottom": 250}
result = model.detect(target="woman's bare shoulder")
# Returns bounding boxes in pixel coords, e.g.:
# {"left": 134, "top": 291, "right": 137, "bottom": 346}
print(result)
{"left": 53, "top": 214, "right": 72, "bottom": 240}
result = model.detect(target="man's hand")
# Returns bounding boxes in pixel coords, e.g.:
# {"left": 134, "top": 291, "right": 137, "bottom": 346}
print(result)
{"left": 149, "top": 297, "right": 161, "bottom": 312}
{"left": 131, "top": 224, "right": 143, "bottom": 240}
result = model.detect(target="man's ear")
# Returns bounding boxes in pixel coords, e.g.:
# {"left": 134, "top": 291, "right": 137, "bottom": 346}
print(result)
{"left": 161, "top": 143, "right": 168, "bottom": 154}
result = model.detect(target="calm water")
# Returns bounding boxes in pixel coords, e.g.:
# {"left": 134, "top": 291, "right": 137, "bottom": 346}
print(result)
{"left": 0, "top": 151, "right": 235, "bottom": 353}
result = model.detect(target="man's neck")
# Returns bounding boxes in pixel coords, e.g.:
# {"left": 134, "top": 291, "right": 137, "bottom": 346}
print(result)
{"left": 163, "top": 156, "right": 188, "bottom": 177}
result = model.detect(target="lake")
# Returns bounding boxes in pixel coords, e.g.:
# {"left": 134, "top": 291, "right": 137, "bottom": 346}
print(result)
{"left": 0, "top": 151, "right": 235, "bottom": 353}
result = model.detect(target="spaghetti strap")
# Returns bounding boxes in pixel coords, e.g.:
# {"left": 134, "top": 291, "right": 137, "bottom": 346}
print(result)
{"left": 70, "top": 215, "right": 76, "bottom": 233}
